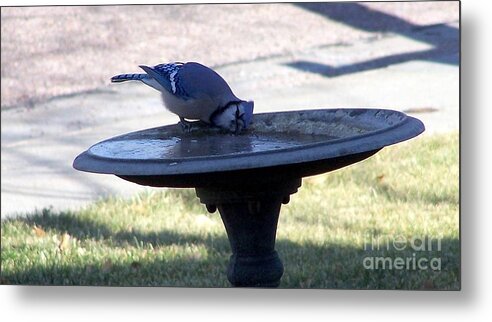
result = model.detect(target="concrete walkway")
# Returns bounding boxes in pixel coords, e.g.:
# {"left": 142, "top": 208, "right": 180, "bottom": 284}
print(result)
{"left": 1, "top": 5, "right": 459, "bottom": 218}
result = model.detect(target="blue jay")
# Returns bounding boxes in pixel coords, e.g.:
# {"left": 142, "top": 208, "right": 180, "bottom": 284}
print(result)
{"left": 111, "top": 62, "right": 254, "bottom": 134}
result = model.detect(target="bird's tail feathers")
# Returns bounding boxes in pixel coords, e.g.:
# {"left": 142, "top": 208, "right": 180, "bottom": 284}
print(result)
{"left": 111, "top": 73, "right": 148, "bottom": 83}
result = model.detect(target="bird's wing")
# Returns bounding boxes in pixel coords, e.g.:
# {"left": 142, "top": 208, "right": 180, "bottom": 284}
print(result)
{"left": 178, "top": 62, "right": 238, "bottom": 105}
{"left": 139, "top": 63, "right": 191, "bottom": 100}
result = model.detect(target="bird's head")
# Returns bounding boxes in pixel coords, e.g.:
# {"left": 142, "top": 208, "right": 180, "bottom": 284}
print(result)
{"left": 211, "top": 100, "right": 254, "bottom": 134}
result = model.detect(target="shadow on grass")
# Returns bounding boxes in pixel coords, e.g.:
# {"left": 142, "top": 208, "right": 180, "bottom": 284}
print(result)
{"left": 6, "top": 189, "right": 209, "bottom": 247}
{"left": 2, "top": 199, "right": 460, "bottom": 289}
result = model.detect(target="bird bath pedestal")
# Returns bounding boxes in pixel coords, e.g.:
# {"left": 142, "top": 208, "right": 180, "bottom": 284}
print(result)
{"left": 73, "top": 109, "right": 424, "bottom": 287}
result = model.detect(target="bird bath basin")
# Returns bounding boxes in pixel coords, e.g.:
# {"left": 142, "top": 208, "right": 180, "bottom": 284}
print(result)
{"left": 73, "top": 108, "right": 424, "bottom": 287}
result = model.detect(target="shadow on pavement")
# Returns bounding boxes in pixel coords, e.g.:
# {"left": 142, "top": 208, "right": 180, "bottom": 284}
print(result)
{"left": 287, "top": 2, "right": 459, "bottom": 77}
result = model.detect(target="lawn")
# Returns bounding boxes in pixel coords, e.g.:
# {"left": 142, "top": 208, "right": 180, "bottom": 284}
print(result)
{"left": 1, "top": 132, "right": 459, "bottom": 289}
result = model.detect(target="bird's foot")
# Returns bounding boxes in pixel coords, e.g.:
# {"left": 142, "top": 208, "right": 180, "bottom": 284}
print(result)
{"left": 179, "top": 118, "right": 210, "bottom": 133}
{"left": 179, "top": 119, "right": 193, "bottom": 133}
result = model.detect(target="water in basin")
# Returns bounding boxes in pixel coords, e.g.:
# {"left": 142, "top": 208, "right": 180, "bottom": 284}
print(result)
{"left": 87, "top": 108, "right": 406, "bottom": 161}
{"left": 89, "top": 132, "right": 338, "bottom": 160}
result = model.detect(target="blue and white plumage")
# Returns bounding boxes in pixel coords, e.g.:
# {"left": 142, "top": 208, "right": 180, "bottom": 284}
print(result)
{"left": 111, "top": 62, "right": 254, "bottom": 134}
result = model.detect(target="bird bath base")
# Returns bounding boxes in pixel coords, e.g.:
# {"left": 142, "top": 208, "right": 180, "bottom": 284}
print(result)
{"left": 195, "top": 178, "right": 301, "bottom": 287}
{"left": 73, "top": 108, "right": 424, "bottom": 287}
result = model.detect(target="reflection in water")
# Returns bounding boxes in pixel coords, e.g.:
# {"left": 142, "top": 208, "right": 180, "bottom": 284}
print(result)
{"left": 88, "top": 132, "right": 335, "bottom": 160}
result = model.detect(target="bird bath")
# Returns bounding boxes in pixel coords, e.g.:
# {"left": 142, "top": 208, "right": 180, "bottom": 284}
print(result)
{"left": 73, "top": 108, "right": 424, "bottom": 287}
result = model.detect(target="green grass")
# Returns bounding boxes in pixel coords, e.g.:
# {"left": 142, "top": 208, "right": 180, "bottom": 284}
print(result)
{"left": 1, "top": 132, "right": 459, "bottom": 289}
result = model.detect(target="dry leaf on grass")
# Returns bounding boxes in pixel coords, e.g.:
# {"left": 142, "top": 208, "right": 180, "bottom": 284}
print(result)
{"left": 422, "top": 278, "right": 435, "bottom": 289}
{"left": 32, "top": 225, "right": 46, "bottom": 237}
{"left": 102, "top": 259, "right": 113, "bottom": 273}
{"left": 85, "top": 265, "right": 95, "bottom": 274}
{"left": 130, "top": 261, "right": 142, "bottom": 272}
{"left": 58, "top": 232, "right": 71, "bottom": 252}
